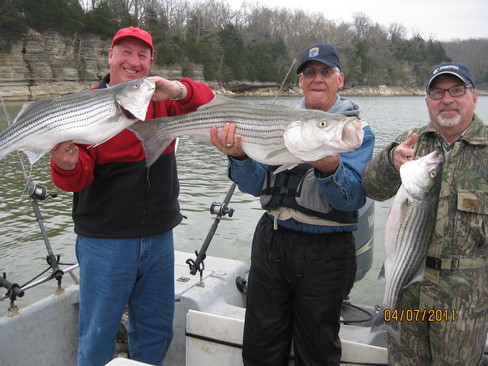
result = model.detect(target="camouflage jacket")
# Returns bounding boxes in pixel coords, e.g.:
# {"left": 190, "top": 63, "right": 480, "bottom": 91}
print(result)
{"left": 362, "top": 114, "right": 488, "bottom": 260}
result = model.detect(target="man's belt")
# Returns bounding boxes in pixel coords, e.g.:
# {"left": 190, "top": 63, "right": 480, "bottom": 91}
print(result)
{"left": 426, "top": 255, "right": 488, "bottom": 270}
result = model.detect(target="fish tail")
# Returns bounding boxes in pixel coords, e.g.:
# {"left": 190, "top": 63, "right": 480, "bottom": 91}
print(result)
{"left": 371, "top": 306, "right": 401, "bottom": 344}
{"left": 20, "top": 148, "right": 47, "bottom": 165}
{"left": 385, "top": 320, "right": 401, "bottom": 345}
{"left": 129, "top": 119, "right": 173, "bottom": 167}
{"left": 371, "top": 307, "right": 387, "bottom": 333}
{"left": 0, "top": 138, "right": 45, "bottom": 164}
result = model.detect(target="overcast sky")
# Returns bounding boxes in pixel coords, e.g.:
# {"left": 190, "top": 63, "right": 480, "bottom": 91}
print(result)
{"left": 224, "top": 0, "right": 487, "bottom": 42}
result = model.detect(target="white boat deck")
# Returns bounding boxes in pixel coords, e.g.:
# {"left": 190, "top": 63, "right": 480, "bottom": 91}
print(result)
{"left": 0, "top": 251, "right": 390, "bottom": 366}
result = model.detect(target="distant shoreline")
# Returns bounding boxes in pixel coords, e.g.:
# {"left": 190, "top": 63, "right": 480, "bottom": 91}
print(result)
{"left": 1, "top": 80, "right": 486, "bottom": 102}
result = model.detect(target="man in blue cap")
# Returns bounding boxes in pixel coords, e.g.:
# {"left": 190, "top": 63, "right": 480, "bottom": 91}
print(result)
{"left": 363, "top": 62, "right": 487, "bottom": 365}
{"left": 210, "top": 43, "right": 375, "bottom": 365}
{"left": 296, "top": 43, "right": 345, "bottom": 112}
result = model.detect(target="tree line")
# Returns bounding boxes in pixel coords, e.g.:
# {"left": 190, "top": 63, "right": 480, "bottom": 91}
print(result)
{"left": 1, "top": 0, "right": 487, "bottom": 87}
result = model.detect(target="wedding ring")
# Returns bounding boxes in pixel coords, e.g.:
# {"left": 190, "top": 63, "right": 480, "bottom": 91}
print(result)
{"left": 226, "top": 143, "right": 234, "bottom": 148}
{"left": 66, "top": 146, "right": 75, "bottom": 155}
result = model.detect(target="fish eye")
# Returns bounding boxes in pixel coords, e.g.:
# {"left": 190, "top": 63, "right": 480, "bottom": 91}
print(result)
{"left": 319, "top": 121, "right": 327, "bottom": 127}
{"left": 430, "top": 171, "right": 437, "bottom": 178}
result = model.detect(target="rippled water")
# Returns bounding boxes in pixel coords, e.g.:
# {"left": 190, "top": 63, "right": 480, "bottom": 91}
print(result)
{"left": 1, "top": 95, "right": 487, "bottom": 314}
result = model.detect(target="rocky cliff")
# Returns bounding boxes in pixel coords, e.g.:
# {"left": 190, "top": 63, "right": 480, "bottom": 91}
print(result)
{"left": 0, "top": 28, "right": 200, "bottom": 102}
{"left": 0, "top": 29, "right": 427, "bottom": 102}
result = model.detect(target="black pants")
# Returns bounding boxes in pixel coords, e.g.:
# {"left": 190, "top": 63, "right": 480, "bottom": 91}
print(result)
{"left": 242, "top": 214, "right": 356, "bottom": 366}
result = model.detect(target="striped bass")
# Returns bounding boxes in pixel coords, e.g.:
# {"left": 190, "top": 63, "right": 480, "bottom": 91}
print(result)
{"left": 373, "top": 150, "right": 444, "bottom": 337}
{"left": 0, "top": 77, "right": 155, "bottom": 165}
{"left": 129, "top": 95, "right": 365, "bottom": 170}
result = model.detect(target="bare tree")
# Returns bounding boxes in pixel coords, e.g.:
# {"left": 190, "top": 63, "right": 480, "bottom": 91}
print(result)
{"left": 388, "top": 23, "right": 407, "bottom": 41}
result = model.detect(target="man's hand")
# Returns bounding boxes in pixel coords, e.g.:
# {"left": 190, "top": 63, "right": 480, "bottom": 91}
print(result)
{"left": 306, "top": 155, "right": 340, "bottom": 177}
{"left": 210, "top": 123, "right": 247, "bottom": 160}
{"left": 391, "top": 133, "right": 418, "bottom": 171}
{"left": 50, "top": 141, "right": 78, "bottom": 170}
{"left": 149, "top": 76, "right": 187, "bottom": 101}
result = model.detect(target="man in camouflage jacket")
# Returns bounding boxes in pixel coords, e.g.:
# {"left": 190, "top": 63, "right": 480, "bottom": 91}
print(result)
{"left": 362, "top": 62, "right": 487, "bottom": 365}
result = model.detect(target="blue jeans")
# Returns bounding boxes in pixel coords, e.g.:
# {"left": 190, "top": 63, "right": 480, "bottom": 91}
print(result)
{"left": 76, "top": 232, "right": 175, "bottom": 366}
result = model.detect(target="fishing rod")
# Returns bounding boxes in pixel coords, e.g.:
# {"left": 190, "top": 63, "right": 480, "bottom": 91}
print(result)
{"left": 186, "top": 182, "right": 237, "bottom": 281}
{"left": 0, "top": 97, "right": 64, "bottom": 289}
{"left": 272, "top": 58, "right": 297, "bottom": 104}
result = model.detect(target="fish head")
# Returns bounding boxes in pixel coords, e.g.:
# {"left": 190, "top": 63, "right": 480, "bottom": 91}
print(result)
{"left": 115, "top": 77, "right": 155, "bottom": 121}
{"left": 283, "top": 112, "right": 364, "bottom": 161}
{"left": 400, "top": 150, "right": 444, "bottom": 199}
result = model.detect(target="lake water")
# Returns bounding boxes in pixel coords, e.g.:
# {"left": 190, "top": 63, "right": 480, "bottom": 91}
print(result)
{"left": 1, "top": 95, "right": 487, "bottom": 315}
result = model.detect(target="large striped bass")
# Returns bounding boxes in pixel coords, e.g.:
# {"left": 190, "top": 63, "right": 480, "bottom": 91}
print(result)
{"left": 373, "top": 150, "right": 444, "bottom": 337}
{"left": 129, "top": 95, "right": 365, "bottom": 170}
{"left": 0, "top": 77, "right": 155, "bottom": 164}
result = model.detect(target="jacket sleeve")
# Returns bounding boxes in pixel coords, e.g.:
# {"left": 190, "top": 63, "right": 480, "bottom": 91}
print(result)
{"left": 166, "top": 78, "right": 215, "bottom": 115}
{"left": 316, "top": 125, "right": 375, "bottom": 211}
{"left": 362, "top": 130, "right": 407, "bottom": 202}
{"left": 228, "top": 157, "right": 267, "bottom": 197}
{"left": 50, "top": 144, "right": 96, "bottom": 192}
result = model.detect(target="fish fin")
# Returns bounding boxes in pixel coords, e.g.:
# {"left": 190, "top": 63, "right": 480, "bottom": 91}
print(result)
{"left": 265, "top": 148, "right": 294, "bottom": 160}
{"left": 129, "top": 121, "right": 172, "bottom": 167}
{"left": 89, "top": 135, "right": 118, "bottom": 148}
{"left": 20, "top": 148, "right": 47, "bottom": 165}
{"left": 255, "top": 103, "right": 288, "bottom": 110}
{"left": 273, "top": 164, "right": 299, "bottom": 174}
{"left": 11, "top": 102, "right": 36, "bottom": 124}
{"left": 197, "top": 94, "right": 291, "bottom": 111}
{"left": 405, "top": 262, "right": 426, "bottom": 287}
{"left": 197, "top": 95, "right": 244, "bottom": 111}
{"left": 378, "top": 263, "right": 385, "bottom": 280}
{"left": 263, "top": 148, "right": 299, "bottom": 174}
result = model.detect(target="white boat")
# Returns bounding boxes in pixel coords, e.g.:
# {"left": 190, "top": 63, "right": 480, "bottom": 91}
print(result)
{"left": 0, "top": 186, "right": 485, "bottom": 366}
{"left": 0, "top": 249, "right": 388, "bottom": 366}
{"left": 0, "top": 177, "right": 391, "bottom": 366}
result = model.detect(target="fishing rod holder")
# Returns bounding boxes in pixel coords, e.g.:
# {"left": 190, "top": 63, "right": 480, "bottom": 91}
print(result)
{"left": 186, "top": 183, "right": 237, "bottom": 281}
{"left": 1, "top": 273, "right": 25, "bottom": 310}
{"left": 46, "top": 254, "right": 64, "bottom": 284}
{"left": 25, "top": 181, "right": 64, "bottom": 285}
{"left": 27, "top": 181, "right": 57, "bottom": 201}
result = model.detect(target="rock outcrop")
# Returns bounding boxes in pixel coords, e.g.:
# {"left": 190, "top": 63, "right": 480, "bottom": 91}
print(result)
{"left": 0, "top": 29, "right": 429, "bottom": 102}
{"left": 0, "top": 29, "right": 200, "bottom": 101}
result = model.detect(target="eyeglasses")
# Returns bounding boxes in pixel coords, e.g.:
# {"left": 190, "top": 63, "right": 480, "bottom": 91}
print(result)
{"left": 301, "top": 67, "right": 338, "bottom": 78}
{"left": 427, "top": 85, "right": 473, "bottom": 100}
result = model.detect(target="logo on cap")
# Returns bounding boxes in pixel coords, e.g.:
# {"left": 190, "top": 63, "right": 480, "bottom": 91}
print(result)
{"left": 309, "top": 47, "right": 319, "bottom": 58}
{"left": 433, "top": 64, "right": 460, "bottom": 76}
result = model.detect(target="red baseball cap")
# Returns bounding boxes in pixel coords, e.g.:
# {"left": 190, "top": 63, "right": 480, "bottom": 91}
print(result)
{"left": 111, "top": 26, "right": 154, "bottom": 56}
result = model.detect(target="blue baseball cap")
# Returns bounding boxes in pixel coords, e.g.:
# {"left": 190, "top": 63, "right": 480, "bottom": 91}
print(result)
{"left": 296, "top": 44, "right": 342, "bottom": 74}
{"left": 426, "top": 62, "right": 475, "bottom": 91}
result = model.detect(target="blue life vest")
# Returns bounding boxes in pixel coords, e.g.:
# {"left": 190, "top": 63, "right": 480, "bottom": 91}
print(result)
{"left": 260, "top": 164, "right": 358, "bottom": 224}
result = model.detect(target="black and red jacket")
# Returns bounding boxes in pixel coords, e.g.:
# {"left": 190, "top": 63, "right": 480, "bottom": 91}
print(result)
{"left": 51, "top": 75, "right": 215, "bottom": 238}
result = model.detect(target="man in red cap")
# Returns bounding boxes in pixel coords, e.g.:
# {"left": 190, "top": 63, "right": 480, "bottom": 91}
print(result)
{"left": 50, "top": 26, "right": 214, "bottom": 366}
